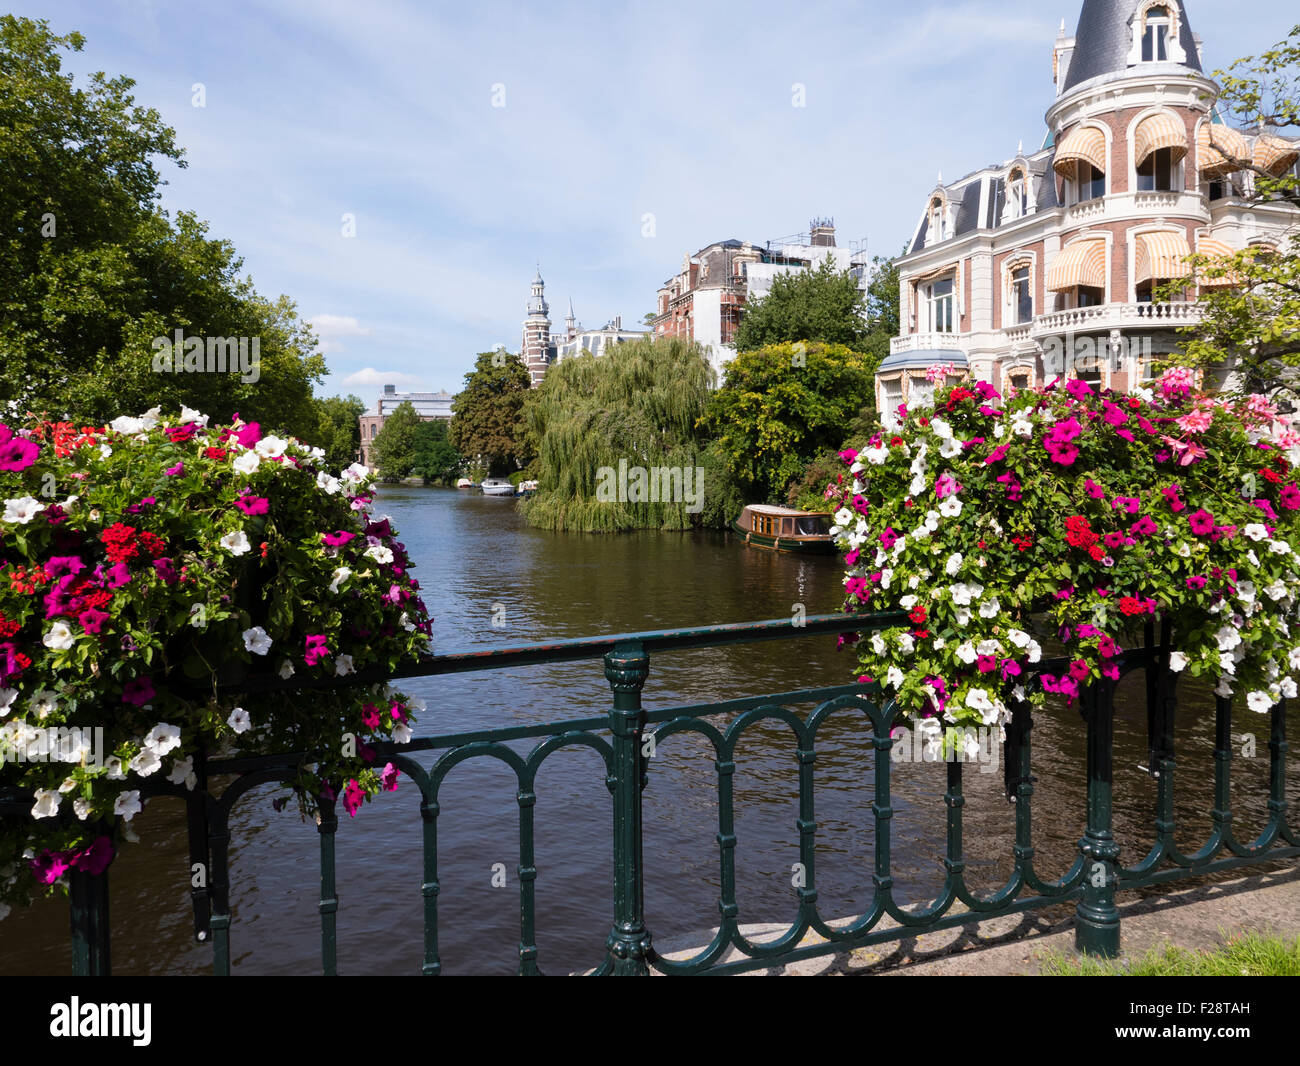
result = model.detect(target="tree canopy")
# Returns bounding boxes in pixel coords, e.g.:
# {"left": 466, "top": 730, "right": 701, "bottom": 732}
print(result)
{"left": 448, "top": 351, "right": 533, "bottom": 477}
{"left": 411, "top": 419, "right": 463, "bottom": 485}
{"left": 733, "top": 256, "right": 869, "bottom": 352}
{"left": 702, "top": 342, "right": 879, "bottom": 503}
{"left": 314, "top": 394, "right": 366, "bottom": 472}
{"left": 522, "top": 338, "right": 724, "bottom": 531}
{"left": 371, "top": 401, "right": 421, "bottom": 480}
{"left": 0, "top": 15, "right": 325, "bottom": 438}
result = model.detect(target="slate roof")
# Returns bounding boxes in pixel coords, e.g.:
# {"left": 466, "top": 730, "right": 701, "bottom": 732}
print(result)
{"left": 1062, "top": 0, "right": 1201, "bottom": 92}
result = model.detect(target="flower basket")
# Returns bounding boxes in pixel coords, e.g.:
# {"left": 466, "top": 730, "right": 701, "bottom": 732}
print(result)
{"left": 827, "top": 370, "right": 1300, "bottom": 739}
{"left": 0, "top": 408, "right": 432, "bottom": 915}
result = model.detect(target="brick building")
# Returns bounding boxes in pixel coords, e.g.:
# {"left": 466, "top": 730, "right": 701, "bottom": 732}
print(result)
{"left": 520, "top": 268, "right": 648, "bottom": 387}
{"left": 882, "top": 0, "right": 1300, "bottom": 423}
{"left": 359, "top": 384, "right": 454, "bottom": 470}
{"left": 652, "top": 221, "right": 871, "bottom": 382}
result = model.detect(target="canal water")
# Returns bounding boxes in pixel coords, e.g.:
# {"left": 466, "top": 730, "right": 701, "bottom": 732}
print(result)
{"left": 1, "top": 486, "right": 1296, "bottom": 974}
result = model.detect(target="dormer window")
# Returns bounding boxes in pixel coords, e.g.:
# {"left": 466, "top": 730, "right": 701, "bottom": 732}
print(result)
{"left": 927, "top": 197, "right": 949, "bottom": 243}
{"left": 1007, "top": 169, "right": 1027, "bottom": 220}
{"left": 1141, "top": 5, "right": 1171, "bottom": 62}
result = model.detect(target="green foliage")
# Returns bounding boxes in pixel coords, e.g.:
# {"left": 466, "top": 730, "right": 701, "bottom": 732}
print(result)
{"left": 0, "top": 16, "right": 325, "bottom": 436}
{"left": 448, "top": 352, "right": 533, "bottom": 477}
{"left": 733, "top": 257, "right": 869, "bottom": 352}
{"left": 702, "top": 342, "right": 879, "bottom": 502}
{"left": 313, "top": 394, "right": 365, "bottom": 472}
{"left": 1164, "top": 27, "right": 1300, "bottom": 398}
{"left": 786, "top": 449, "right": 847, "bottom": 513}
{"left": 1040, "top": 932, "right": 1300, "bottom": 976}
{"left": 411, "top": 419, "right": 462, "bottom": 485}
{"left": 521, "top": 337, "right": 725, "bottom": 532}
{"left": 371, "top": 401, "right": 421, "bottom": 481}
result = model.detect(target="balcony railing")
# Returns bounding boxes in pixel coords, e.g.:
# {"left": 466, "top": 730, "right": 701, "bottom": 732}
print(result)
{"left": 889, "top": 332, "right": 963, "bottom": 356}
{"left": 1032, "top": 302, "right": 1203, "bottom": 337}
{"left": 2, "top": 612, "right": 1295, "bottom": 976}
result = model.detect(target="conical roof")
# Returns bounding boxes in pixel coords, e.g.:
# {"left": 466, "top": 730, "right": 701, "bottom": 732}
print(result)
{"left": 1062, "top": 0, "right": 1201, "bottom": 92}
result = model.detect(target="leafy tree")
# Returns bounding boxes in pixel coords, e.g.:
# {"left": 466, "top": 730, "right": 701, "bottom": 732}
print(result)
{"left": 733, "top": 256, "right": 868, "bottom": 352}
{"left": 0, "top": 16, "right": 325, "bottom": 435}
{"left": 701, "top": 342, "right": 878, "bottom": 502}
{"left": 523, "top": 338, "right": 721, "bottom": 531}
{"left": 411, "top": 419, "right": 462, "bottom": 484}
{"left": 1163, "top": 26, "right": 1300, "bottom": 399}
{"left": 371, "top": 401, "right": 421, "bottom": 481}
{"left": 448, "top": 351, "right": 533, "bottom": 476}
{"left": 312, "top": 394, "right": 365, "bottom": 471}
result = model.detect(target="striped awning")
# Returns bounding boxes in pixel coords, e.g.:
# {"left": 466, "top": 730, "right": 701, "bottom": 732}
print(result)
{"left": 1046, "top": 239, "right": 1107, "bottom": 292}
{"left": 1253, "top": 135, "right": 1300, "bottom": 175}
{"left": 1134, "top": 113, "right": 1189, "bottom": 167}
{"left": 1195, "top": 237, "right": 1238, "bottom": 288}
{"left": 1135, "top": 231, "right": 1193, "bottom": 285}
{"left": 1053, "top": 125, "right": 1107, "bottom": 177}
{"left": 1197, "top": 124, "right": 1252, "bottom": 176}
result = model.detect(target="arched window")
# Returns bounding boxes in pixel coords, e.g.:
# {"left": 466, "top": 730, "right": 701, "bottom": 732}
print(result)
{"left": 926, "top": 197, "right": 949, "bottom": 244}
{"left": 1141, "top": 5, "right": 1171, "bottom": 62}
{"left": 1007, "top": 169, "right": 1027, "bottom": 220}
{"left": 1006, "top": 258, "right": 1034, "bottom": 325}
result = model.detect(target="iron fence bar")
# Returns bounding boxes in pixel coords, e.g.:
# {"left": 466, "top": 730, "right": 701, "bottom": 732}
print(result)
{"left": 317, "top": 797, "right": 339, "bottom": 976}
{"left": 68, "top": 865, "right": 110, "bottom": 977}
{"left": 186, "top": 747, "right": 211, "bottom": 943}
{"left": 604, "top": 640, "right": 652, "bottom": 975}
{"left": 1076, "top": 677, "right": 1120, "bottom": 956}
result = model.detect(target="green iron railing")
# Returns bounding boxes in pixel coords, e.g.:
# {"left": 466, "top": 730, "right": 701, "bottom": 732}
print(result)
{"left": 3, "top": 611, "right": 1297, "bottom": 975}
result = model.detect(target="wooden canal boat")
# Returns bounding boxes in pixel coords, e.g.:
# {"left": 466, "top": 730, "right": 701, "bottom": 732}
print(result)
{"left": 732, "top": 504, "right": 837, "bottom": 555}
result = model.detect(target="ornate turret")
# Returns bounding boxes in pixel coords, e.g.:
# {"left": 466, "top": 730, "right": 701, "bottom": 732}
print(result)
{"left": 1060, "top": 1, "right": 1201, "bottom": 95}
{"left": 521, "top": 266, "right": 552, "bottom": 387}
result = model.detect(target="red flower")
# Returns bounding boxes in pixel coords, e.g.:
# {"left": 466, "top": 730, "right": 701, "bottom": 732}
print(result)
{"left": 1065, "top": 516, "right": 1099, "bottom": 548}
{"left": 99, "top": 523, "right": 139, "bottom": 564}
{"left": 889, "top": 436, "right": 904, "bottom": 448}
{"left": 908, "top": 606, "right": 927, "bottom": 625}
{"left": 1087, "top": 544, "right": 1106, "bottom": 561}
{"left": 204, "top": 447, "right": 229, "bottom": 460}
{"left": 137, "top": 531, "right": 168, "bottom": 559}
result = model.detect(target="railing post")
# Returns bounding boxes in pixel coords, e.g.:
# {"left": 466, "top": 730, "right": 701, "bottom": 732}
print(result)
{"left": 1075, "top": 676, "right": 1121, "bottom": 957}
{"left": 604, "top": 639, "right": 652, "bottom": 975}
{"left": 69, "top": 867, "right": 111, "bottom": 976}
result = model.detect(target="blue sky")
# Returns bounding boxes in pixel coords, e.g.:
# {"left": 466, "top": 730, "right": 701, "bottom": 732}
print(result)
{"left": 17, "top": 0, "right": 1300, "bottom": 399}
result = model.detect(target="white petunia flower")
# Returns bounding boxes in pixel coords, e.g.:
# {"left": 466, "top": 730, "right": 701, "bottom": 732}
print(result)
{"left": 1246, "top": 690, "right": 1274, "bottom": 714}
{"left": 950, "top": 581, "right": 984, "bottom": 606}
{"left": 391, "top": 723, "right": 413, "bottom": 745}
{"left": 870, "top": 633, "right": 886, "bottom": 656}
{"left": 73, "top": 798, "right": 92, "bottom": 821}
{"left": 1215, "top": 678, "right": 1234, "bottom": 699}
{"left": 1269, "top": 541, "right": 1292, "bottom": 555}
{"left": 334, "top": 654, "right": 354, "bottom": 676}
{"left": 168, "top": 756, "right": 198, "bottom": 791}
{"left": 1026, "top": 640, "right": 1042, "bottom": 663}
{"left": 144, "top": 723, "right": 182, "bottom": 756}
{"left": 939, "top": 437, "right": 962, "bottom": 459}
{"left": 1243, "top": 524, "right": 1269, "bottom": 542}
{"left": 930, "top": 418, "right": 953, "bottom": 439}
{"left": 180, "top": 405, "right": 209, "bottom": 427}
{"left": 833, "top": 507, "right": 852, "bottom": 527}
{"left": 897, "top": 633, "right": 915, "bottom": 656}
{"left": 938, "top": 497, "right": 963, "bottom": 517}
{"left": 105, "top": 756, "right": 125, "bottom": 780}
{"left": 0, "top": 687, "right": 16, "bottom": 718}
{"left": 1175, "top": 543, "right": 1191, "bottom": 558}
{"left": 113, "top": 790, "right": 142, "bottom": 820}
{"left": 31, "top": 788, "right": 61, "bottom": 819}
{"left": 232, "top": 450, "right": 261, "bottom": 475}
{"left": 254, "top": 435, "right": 289, "bottom": 459}
{"left": 220, "top": 530, "right": 251, "bottom": 556}
{"left": 341, "top": 462, "right": 369, "bottom": 483}
{"left": 227, "top": 707, "right": 251, "bottom": 734}
{"left": 1215, "top": 626, "right": 1242, "bottom": 652}
{"left": 278, "top": 659, "right": 295, "bottom": 680}
{"left": 365, "top": 544, "right": 394, "bottom": 565}
{"left": 129, "top": 747, "right": 162, "bottom": 777}
{"left": 42, "top": 621, "right": 75, "bottom": 651}
{"left": 243, "top": 626, "right": 273, "bottom": 655}
{"left": 863, "top": 445, "right": 888, "bottom": 465}
{"left": 978, "top": 597, "right": 1001, "bottom": 619}
{"left": 908, "top": 473, "right": 926, "bottom": 497}
{"left": 1168, "top": 651, "right": 1188, "bottom": 672}
{"left": 945, "top": 552, "right": 963, "bottom": 576}
{"left": 329, "top": 567, "right": 352, "bottom": 594}
{"left": 955, "top": 641, "right": 978, "bottom": 665}
{"left": 885, "top": 666, "right": 905, "bottom": 690}
{"left": 317, "top": 471, "right": 342, "bottom": 494}
{"left": 2, "top": 496, "right": 45, "bottom": 524}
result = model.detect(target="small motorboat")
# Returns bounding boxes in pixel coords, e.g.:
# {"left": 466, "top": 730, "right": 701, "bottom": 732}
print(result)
{"left": 480, "top": 478, "right": 516, "bottom": 497}
{"left": 732, "top": 504, "right": 836, "bottom": 554}
{"left": 517, "top": 479, "right": 539, "bottom": 498}
{"left": 455, "top": 477, "right": 475, "bottom": 489}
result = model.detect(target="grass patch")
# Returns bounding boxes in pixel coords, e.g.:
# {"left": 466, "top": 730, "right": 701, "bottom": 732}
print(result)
{"left": 1040, "top": 931, "right": 1300, "bottom": 976}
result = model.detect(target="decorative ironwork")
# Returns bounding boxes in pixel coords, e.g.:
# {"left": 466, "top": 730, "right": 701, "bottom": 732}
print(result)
{"left": 2, "top": 611, "right": 1296, "bottom": 975}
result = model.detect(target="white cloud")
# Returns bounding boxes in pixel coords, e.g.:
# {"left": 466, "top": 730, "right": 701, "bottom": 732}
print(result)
{"left": 307, "top": 314, "right": 371, "bottom": 354}
{"left": 340, "top": 367, "right": 426, "bottom": 390}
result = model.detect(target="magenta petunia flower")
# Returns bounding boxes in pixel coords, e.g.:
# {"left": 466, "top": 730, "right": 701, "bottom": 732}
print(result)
{"left": 837, "top": 448, "right": 858, "bottom": 464}
{"left": 71, "top": 836, "right": 115, "bottom": 875}
{"left": 381, "top": 763, "right": 400, "bottom": 792}
{"left": 1068, "top": 660, "right": 1090, "bottom": 681}
{"left": 78, "top": 607, "right": 110, "bottom": 634}
{"left": 152, "top": 558, "right": 178, "bottom": 584}
{"left": 321, "top": 530, "right": 356, "bottom": 547}
{"left": 1129, "top": 515, "right": 1158, "bottom": 537}
{"left": 1186, "top": 575, "right": 1207, "bottom": 590}
{"left": 304, "top": 634, "right": 330, "bottom": 666}
{"left": 105, "top": 562, "right": 132, "bottom": 589}
{"left": 234, "top": 495, "right": 269, "bottom": 516}
{"left": 1281, "top": 485, "right": 1300, "bottom": 511}
{"left": 31, "top": 850, "right": 72, "bottom": 885}
{"left": 1188, "top": 509, "right": 1215, "bottom": 536}
{"left": 45, "top": 556, "right": 86, "bottom": 579}
{"left": 976, "top": 654, "right": 997, "bottom": 674}
{"left": 361, "top": 703, "right": 381, "bottom": 731}
{"left": 984, "top": 443, "right": 1011, "bottom": 464}
{"left": 879, "top": 526, "right": 898, "bottom": 550}
{"left": 0, "top": 427, "right": 39, "bottom": 472}
{"left": 343, "top": 779, "right": 365, "bottom": 818}
{"left": 232, "top": 421, "right": 262, "bottom": 448}
{"left": 163, "top": 461, "right": 185, "bottom": 476}
{"left": 121, "top": 676, "right": 155, "bottom": 705}
{"left": 845, "top": 548, "right": 860, "bottom": 567}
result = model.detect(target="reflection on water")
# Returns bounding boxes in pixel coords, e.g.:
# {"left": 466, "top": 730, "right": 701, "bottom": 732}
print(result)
{"left": 1, "top": 487, "right": 1296, "bottom": 974}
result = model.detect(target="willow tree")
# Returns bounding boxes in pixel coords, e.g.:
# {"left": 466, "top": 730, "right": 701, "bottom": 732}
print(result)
{"left": 521, "top": 337, "right": 721, "bottom": 532}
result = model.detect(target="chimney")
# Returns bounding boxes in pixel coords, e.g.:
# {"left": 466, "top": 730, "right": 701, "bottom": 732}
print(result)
{"left": 809, "top": 218, "right": 836, "bottom": 247}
